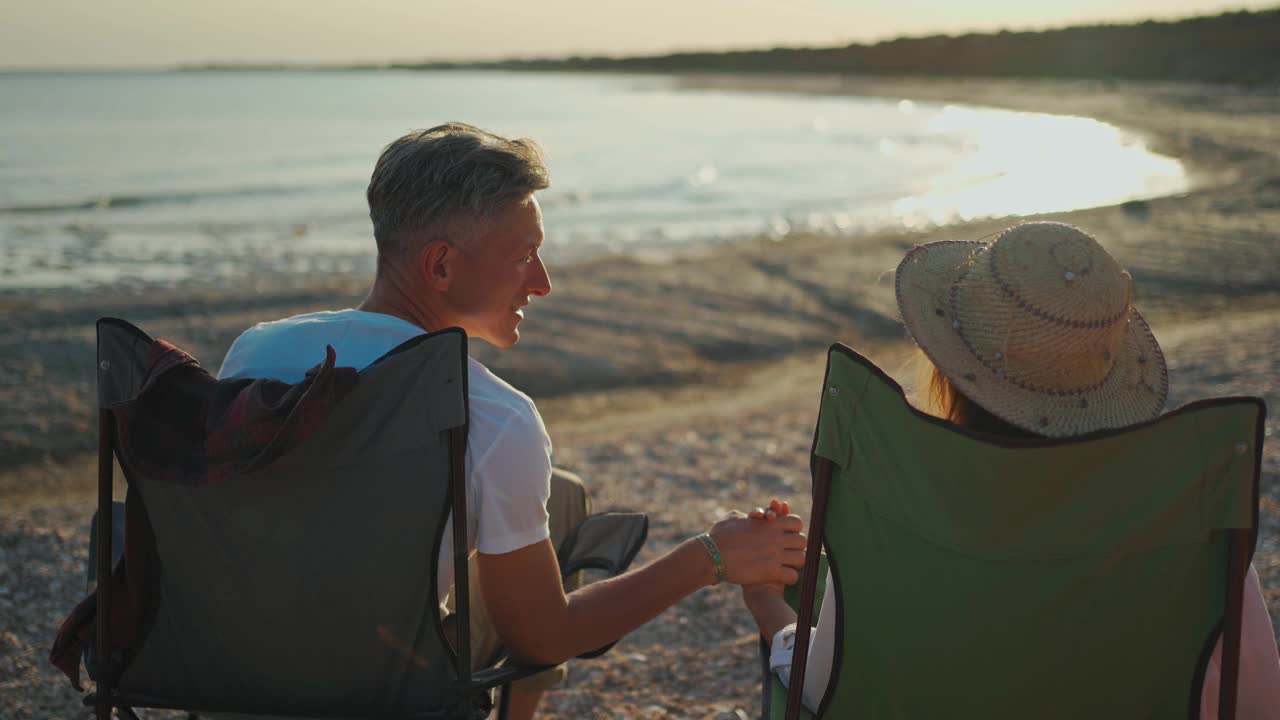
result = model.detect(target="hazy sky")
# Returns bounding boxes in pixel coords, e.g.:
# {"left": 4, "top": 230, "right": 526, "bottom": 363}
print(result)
{"left": 2, "top": 0, "right": 1275, "bottom": 69}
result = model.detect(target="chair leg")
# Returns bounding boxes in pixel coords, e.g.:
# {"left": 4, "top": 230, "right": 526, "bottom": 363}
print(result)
{"left": 497, "top": 682, "right": 512, "bottom": 720}
{"left": 1219, "top": 529, "right": 1249, "bottom": 720}
{"left": 759, "top": 635, "right": 773, "bottom": 720}
{"left": 785, "top": 456, "right": 834, "bottom": 720}
{"left": 96, "top": 409, "right": 116, "bottom": 720}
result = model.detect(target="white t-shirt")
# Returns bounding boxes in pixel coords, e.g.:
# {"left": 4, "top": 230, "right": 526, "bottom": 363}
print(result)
{"left": 217, "top": 309, "right": 553, "bottom": 603}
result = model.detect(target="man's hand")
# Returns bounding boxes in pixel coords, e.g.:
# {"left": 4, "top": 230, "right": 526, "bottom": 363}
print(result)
{"left": 708, "top": 508, "right": 806, "bottom": 588}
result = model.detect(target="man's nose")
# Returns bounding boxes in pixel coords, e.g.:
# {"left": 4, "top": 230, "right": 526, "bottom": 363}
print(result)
{"left": 528, "top": 255, "right": 552, "bottom": 297}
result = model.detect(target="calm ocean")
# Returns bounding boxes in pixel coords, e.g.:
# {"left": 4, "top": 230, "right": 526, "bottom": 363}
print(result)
{"left": 0, "top": 70, "right": 1187, "bottom": 290}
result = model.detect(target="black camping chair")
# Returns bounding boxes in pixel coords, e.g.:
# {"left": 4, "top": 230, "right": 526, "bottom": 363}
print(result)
{"left": 70, "top": 318, "right": 647, "bottom": 720}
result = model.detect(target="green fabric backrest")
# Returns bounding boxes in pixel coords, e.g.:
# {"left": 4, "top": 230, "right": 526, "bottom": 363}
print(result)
{"left": 808, "top": 345, "right": 1262, "bottom": 719}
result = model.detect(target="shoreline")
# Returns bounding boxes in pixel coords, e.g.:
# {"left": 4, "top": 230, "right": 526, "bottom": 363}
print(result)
{"left": 3, "top": 73, "right": 1279, "bottom": 717}
{"left": 674, "top": 73, "right": 1280, "bottom": 184}
{"left": 4, "top": 75, "right": 1279, "bottom": 468}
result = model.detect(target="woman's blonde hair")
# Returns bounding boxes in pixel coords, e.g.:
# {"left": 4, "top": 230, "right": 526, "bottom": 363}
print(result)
{"left": 915, "top": 350, "right": 1038, "bottom": 438}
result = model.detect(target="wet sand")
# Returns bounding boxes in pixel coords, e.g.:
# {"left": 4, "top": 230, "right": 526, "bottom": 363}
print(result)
{"left": 2, "top": 75, "right": 1278, "bottom": 717}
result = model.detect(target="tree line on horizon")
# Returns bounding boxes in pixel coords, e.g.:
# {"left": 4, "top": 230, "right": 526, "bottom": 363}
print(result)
{"left": 396, "top": 8, "right": 1280, "bottom": 85}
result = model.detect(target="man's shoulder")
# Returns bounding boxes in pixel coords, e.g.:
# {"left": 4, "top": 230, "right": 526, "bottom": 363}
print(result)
{"left": 243, "top": 309, "right": 407, "bottom": 335}
{"left": 465, "top": 358, "right": 552, "bottom": 512}
{"left": 231, "top": 310, "right": 351, "bottom": 344}
{"left": 467, "top": 358, "right": 539, "bottom": 419}
{"left": 221, "top": 309, "right": 422, "bottom": 380}
{"left": 466, "top": 358, "right": 548, "bottom": 450}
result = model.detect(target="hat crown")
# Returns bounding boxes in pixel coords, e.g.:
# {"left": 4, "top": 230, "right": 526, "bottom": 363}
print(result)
{"left": 952, "top": 223, "right": 1133, "bottom": 393}
{"left": 988, "top": 223, "right": 1130, "bottom": 328}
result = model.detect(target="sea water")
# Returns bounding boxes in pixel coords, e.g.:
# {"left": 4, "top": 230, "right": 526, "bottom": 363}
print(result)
{"left": 0, "top": 70, "right": 1187, "bottom": 290}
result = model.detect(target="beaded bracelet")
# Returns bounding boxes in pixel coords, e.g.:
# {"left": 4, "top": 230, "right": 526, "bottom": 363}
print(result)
{"left": 696, "top": 532, "right": 727, "bottom": 584}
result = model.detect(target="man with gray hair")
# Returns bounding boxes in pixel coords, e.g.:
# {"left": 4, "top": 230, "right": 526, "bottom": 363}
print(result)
{"left": 218, "top": 122, "right": 805, "bottom": 718}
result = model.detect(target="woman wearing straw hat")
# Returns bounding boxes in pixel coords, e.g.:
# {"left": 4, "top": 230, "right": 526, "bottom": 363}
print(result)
{"left": 743, "top": 221, "right": 1280, "bottom": 716}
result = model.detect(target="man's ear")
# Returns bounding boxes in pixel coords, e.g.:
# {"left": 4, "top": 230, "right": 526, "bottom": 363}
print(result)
{"left": 420, "top": 240, "right": 454, "bottom": 291}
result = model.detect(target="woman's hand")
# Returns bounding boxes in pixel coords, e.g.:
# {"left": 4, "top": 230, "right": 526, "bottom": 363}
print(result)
{"left": 748, "top": 498, "right": 790, "bottom": 521}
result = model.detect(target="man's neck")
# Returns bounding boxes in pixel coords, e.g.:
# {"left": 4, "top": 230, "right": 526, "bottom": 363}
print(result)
{"left": 358, "top": 281, "right": 444, "bottom": 334}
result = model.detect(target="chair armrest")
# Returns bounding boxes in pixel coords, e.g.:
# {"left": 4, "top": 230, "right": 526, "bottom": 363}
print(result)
{"left": 555, "top": 511, "right": 649, "bottom": 659}
{"left": 463, "top": 661, "right": 558, "bottom": 692}
{"left": 556, "top": 511, "right": 649, "bottom": 582}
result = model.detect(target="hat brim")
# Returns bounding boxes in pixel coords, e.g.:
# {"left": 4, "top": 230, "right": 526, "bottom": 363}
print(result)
{"left": 895, "top": 240, "right": 1169, "bottom": 438}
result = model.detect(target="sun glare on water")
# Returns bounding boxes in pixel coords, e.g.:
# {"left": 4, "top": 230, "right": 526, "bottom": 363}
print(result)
{"left": 891, "top": 104, "right": 1187, "bottom": 227}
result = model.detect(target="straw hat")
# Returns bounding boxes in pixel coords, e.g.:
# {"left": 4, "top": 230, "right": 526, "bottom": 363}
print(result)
{"left": 894, "top": 221, "right": 1168, "bottom": 438}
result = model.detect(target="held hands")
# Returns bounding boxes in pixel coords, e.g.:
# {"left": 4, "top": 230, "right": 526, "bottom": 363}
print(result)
{"left": 737, "top": 500, "right": 805, "bottom": 645}
{"left": 747, "top": 499, "right": 798, "bottom": 595}
{"left": 706, "top": 498, "right": 806, "bottom": 588}
{"left": 748, "top": 498, "right": 791, "bottom": 522}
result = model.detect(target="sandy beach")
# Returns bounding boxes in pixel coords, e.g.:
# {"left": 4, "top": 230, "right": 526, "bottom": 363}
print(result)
{"left": 2, "top": 75, "right": 1278, "bottom": 717}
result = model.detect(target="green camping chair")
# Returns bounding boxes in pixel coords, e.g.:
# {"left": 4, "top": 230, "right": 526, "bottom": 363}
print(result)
{"left": 65, "top": 318, "right": 647, "bottom": 720}
{"left": 764, "top": 344, "right": 1263, "bottom": 720}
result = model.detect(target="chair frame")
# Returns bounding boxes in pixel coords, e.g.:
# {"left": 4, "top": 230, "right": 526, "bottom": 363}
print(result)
{"left": 779, "top": 343, "right": 1261, "bottom": 720}
{"left": 85, "top": 318, "right": 543, "bottom": 720}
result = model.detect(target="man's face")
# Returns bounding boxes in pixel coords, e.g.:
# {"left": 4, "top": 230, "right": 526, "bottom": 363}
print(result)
{"left": 439, "top": 196, "right": 551, "bottom": 348}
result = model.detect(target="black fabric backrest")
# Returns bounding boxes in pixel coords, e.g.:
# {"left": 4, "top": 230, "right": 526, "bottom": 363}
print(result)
{"left": 97, "top": 319, "right": 468, "bottom": 716}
